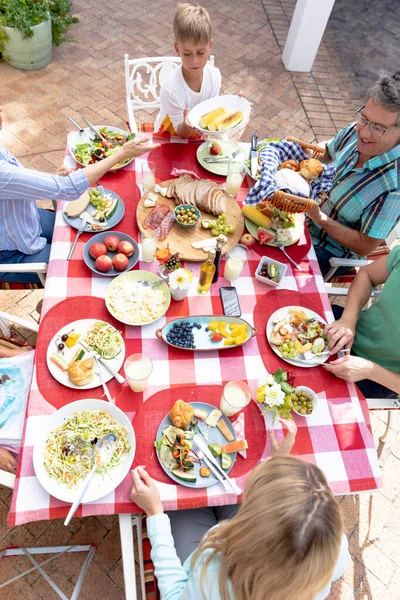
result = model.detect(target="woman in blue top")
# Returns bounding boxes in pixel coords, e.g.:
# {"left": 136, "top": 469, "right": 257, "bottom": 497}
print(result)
{"left": 130, "top": 420, "right": 349, "bottom": 600}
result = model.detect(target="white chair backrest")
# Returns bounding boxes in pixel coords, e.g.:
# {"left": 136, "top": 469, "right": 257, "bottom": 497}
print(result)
{"left": 124, "top": 54, "right": 215, "bottom": 133}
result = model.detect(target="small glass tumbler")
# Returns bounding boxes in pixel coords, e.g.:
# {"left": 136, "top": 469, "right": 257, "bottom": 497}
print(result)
{"left": 124, "top": 353, "right": 153, "bottom": 392}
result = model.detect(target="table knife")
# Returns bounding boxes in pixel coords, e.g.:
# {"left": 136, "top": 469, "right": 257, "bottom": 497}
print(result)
{"left": 67, "top": 214, "right": 87, "bottom": 260}
{"left": 250, "top": 134, "right": 258, "bottom": 178}
{"left": 193, "top": 434, "right": 241, "bottom": 495}
{"left": 79, "top": 341, "right": 125, "bottom": 384}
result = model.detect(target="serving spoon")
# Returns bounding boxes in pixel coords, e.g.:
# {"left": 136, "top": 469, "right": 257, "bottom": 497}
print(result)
{"left": 136, "top": 279, "right": 164, "bottom": 288}
{"left": 64, "top": 433, "right": 116, "bottom": 526}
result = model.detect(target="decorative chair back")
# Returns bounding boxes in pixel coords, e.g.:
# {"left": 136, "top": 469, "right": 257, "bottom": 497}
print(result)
{"left": 124, "top": 54, "right": 215, "bottom": 133}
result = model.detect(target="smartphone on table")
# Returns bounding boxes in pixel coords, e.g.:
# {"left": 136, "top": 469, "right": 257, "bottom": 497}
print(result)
{"left": 219, "top": 286, "right": 241, "bottom": 317}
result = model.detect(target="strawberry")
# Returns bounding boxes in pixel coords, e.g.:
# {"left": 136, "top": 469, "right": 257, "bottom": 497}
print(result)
{"left": 210, "top": 332, "right": 223, "bottom": 342}
{"left": 210, "top": 145, "right": 219, "bottom": 155}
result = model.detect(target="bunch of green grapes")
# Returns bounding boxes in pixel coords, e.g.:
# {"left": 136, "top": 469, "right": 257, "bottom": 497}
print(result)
{"left": 210, "top": 214, "right": 235, "bottom": 236}
{"left": 89, "top": 189, "right": 108, "bottom": 210}
{"left": 279, "top": 340, "right": 297, "bottom": 359}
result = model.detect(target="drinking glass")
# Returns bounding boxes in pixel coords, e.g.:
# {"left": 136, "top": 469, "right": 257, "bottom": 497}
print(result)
{"left": 220, "top": 380, "right": 252, "bottom": 416}
{"left": 225, "top": 159, "right": 245, "bottom": 196}
{"left": 142, "top": 161, "right": 156, "bottom": 191}
{"left": 124, "top": 353, "right": 153, "bottom": 392}
{"left": 223, "top": 243, "right": 250, "bottom": 281}
{"left": 141, "top": 231, "right": 157, "bottom": 262}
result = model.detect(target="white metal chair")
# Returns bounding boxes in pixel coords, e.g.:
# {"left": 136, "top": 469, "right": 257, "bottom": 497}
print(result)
{"left": 124, "top": 54, "right": 215, "bottom": 133}
{"left": 0, "top": 261, "right": 47, "bottom": 287}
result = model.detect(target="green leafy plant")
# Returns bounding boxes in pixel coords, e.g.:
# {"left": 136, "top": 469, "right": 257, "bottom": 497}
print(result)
{"left": 0, "top": 0, "right": 78, "bottom": 57}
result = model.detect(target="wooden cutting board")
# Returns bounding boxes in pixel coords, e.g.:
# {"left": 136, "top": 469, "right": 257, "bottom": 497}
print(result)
{"left": 136, "top": 179, "right": 245, "bottom": 262}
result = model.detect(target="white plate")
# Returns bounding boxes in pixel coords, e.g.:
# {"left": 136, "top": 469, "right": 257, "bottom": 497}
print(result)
{"left": 46, "top": 319, "right": 125, "bottom": 389}
{"left": 196, "top": 140, "right": 246, "bottom": 176}
{"left": 33, "top": 399, "right": 135, "bottom": 503}
{"left": 245, "top": 218, "right": 301, "bottom": 247}
{"left": 266, "top": 306, "right": 328, "bottom": 368}
{"left": 68, "top": 125, "right": 134, "bottom": 171}
{"left": 188, "top": 95, "right": 251, "bottom": 138}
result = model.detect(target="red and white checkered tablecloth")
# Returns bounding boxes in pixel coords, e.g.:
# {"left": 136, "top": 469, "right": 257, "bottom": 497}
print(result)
{"left": 9, "top": 136, "right": 382, "bottom": 526}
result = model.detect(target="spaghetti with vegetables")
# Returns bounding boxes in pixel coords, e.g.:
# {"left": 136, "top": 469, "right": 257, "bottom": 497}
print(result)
{"left": 84, "top": 321, "right": 123, "bottom": 359}
{"left": 43, "top": 410, "right": 130, "bottom": 489}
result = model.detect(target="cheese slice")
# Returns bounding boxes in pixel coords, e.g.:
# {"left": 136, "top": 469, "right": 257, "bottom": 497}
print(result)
{"left": 154, "top": 184, "right": 168, "bottom": 197}
{"left": 144, "top": 195, "right": 157, "bottom": 208}
{"left": 191, "top": 238, "right": 219, "bottom": 250}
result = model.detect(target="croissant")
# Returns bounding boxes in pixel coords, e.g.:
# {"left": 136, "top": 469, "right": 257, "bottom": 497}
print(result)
{"left": 299, "top": 158, "right": 323, "bottom": 180}
{"left": 169, "top": 399, "right": 194, "bottom": 429}
{"left": 68, "top": 357, "right": 94, "bottom": 386}
{"left": 278, "top": 159, "right": 299, "bottom": 172}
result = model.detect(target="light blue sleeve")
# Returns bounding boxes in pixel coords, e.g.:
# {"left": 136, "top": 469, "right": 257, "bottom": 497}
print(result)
{"left": 314, "top": 534, "right": 350, "bottom": 600}
{"left": 0, "top": 161, "right": 89, "bottom": 202}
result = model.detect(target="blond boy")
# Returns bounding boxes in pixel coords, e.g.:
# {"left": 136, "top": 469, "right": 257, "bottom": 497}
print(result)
{"left": 154, "top": 3, "right": 221, "bottom": 138}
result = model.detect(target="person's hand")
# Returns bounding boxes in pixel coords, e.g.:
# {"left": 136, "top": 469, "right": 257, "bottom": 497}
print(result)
{"left": 130, "top": 466, "right": 163, "bottom": 516}
{"left": 183, "top": 108, "right": 198, "bottom": 137}
{"left": 304, "top": 203, "right": 322, "bottom": 222}
{"left": 325, "top": 318, "right": 355, "bottom": 354}
{"left": 323, "top": 354, "right": 374, "bottom": 382}
{"left": 117, "top": 137, "right": 160, "bottom": 161}
{"left": 268, "top": 418, "right": 297, "bottom": 456}
{"left": 56, "top": 166, "right": 74, "bottom": 177}
{"left": 0, "top": 448, "right": 17, "bottom": 473}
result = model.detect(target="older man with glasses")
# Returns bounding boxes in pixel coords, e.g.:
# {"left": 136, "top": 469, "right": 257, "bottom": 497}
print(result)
{"left": 305, "top": 71, "right": 400, "bottom": 277}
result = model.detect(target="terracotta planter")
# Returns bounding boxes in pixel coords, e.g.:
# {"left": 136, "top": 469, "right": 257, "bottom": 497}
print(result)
{"left": 2, "top": 17, "right": 52, "bottom": 70}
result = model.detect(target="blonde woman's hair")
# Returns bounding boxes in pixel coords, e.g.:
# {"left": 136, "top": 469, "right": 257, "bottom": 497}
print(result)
{"left": 191, "top": 456, "right": 343, "bottom": 600}
{"left": 173, "top": 3, "right": 212, "bottom": 44}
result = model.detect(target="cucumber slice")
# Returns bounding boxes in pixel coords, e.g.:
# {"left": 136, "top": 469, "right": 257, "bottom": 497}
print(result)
{"left": 172, "top": 468, "right": 197, "bottom": 483}
{"left": 208, "top": 443, "right": 222, "bottom": 457}
{"left": 221, "top": 452, "right": 232, "bottom": 470}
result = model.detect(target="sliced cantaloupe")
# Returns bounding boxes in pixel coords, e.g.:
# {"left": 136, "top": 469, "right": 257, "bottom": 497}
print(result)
{"left": 221, "top": 439, "right": 248, "bottom": 454}
{"left": 216, "top": 420, "right": 234, "bottom": 442}
{"left": 234, "top": 334, "right": 246, "bottom": 345}
{"left": 294, "top": 340, "right": 312, "bottom": 354}
{"left": 224, "top": 337, "right": 235, "bottom": 346}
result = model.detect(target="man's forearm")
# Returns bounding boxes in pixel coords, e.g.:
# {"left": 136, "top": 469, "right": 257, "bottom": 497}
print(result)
{"left": 341, "top": 268, "right": 374, "bottom": 328}
{"left": 312, "top": 212, "right": 379, "bottom": 256}
{"left": 370, "top": 363, "right": 400, "bottom": 395}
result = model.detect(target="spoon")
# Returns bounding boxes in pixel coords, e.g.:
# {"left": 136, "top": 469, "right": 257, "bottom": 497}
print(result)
{"left": 136, "top": 279, "right": 164, "bottom": 288}
{"left": 64, "top": 433, "right": 116, "bottom": 526}
{"left": 276, "top": 244, "right": 301, "bottom": 270}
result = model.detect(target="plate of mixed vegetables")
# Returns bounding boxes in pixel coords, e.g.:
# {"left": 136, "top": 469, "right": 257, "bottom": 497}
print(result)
{"left": 68, "top": 126, "right": 136, "bottom": 171}
{"left": 154, "top": 401, "right": 238, "bottom": 488}
{"left": 267, "top": 306, "right": 329, "bottom": 367}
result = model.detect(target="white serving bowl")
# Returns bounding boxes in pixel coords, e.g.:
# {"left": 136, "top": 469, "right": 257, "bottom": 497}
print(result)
{"left": 188, "top": 95, "right": 251, "bottom": 138}
{"left": 68, "top": 125, "right": 134, "bottom": 171}
{"left": 255, "top": 256, "right": 287, "bottom": 288}
{"left": 291, "top": 386, "right": 319, "bottom": 418}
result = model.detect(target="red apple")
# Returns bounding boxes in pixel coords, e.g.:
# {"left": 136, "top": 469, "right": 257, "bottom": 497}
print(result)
{"left": 240, "top": 233, "right": 256, "bottom": 247}
{"left": 95, "top": 255, "right": 113, "bottom": 272}
{"left": 104, "top": 234, "right": 120, "bottom": 252}
{"left": 117, "top": 240, "right": 135, "bottom": 257}
{"left": 112, "top": 253, "right": 129, "bottom": 271}
{"left": 89, "top": 242, "right": 107, "bottom": 260}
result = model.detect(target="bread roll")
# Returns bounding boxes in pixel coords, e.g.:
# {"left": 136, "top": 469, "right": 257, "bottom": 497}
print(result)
{"left": 278, "top": 159, "right": 299, "bottom": 172}
{"left": 68, "top": 357, "right": 94, "bottom": 386}
{"left": 169, "top": 399, "right": 194, "bottom": 429}
{"left": 299, "top": 158, "right": 323, "bottom": 180}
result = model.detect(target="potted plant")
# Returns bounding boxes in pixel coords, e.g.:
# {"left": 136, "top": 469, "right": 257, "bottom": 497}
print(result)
{"left": 0, "top": 0, "right": 78, "bottom": 70}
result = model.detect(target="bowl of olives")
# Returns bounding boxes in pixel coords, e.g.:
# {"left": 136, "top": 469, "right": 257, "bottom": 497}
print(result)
{"left": 174, "top": 204, "right": 200, "bottom": 229}
{"left": 255, "top": 256, "right": 287, "bottom": 288}
{"left": 290, "top": 386, "right": 318, "bottom": 418}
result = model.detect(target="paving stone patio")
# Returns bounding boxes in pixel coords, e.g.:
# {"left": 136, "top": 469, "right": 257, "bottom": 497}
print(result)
{"left": 1, "top": 0, "right": 399, "bottom": 598}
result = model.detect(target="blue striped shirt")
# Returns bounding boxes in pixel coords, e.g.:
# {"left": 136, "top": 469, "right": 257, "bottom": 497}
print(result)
{"left": 309, "top": 124, "right": 400, "bottom": 258}
{"left": 0, "top": 146, "right": 88, "bottom": 254}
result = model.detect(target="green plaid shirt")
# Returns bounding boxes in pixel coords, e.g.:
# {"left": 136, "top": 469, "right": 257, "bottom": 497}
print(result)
{"left": 309, "top": 124, "right": 400, "bottom": 258}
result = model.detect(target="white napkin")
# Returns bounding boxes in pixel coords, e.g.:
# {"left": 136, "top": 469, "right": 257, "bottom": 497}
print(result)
{"left": 275, "top": 168, "right": 310, "bottom": 197}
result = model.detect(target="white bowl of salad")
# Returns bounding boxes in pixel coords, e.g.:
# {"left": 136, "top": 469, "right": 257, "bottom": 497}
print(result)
{"left": 68, "top": 125, "right": 136, "bottom": 171}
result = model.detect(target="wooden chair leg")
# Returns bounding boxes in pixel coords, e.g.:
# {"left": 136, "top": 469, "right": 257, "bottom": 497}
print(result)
{"left": 379, "top": 410, "right": 392, "bottom": 443}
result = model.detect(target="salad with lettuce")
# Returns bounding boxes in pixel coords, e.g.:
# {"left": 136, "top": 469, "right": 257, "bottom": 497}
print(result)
{"left": 246, "top": 137, "right": 280, "bottom": 179}
{"left": 72, "top": 127, "right": 136, "bottom": 168}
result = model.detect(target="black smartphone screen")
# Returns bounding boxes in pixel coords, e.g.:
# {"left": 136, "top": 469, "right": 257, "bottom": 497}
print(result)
{"left": 219, "top": 287, "right": 241, "bottom": 317}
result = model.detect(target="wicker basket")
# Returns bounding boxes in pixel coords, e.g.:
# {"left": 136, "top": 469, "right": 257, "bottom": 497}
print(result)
{"left": 269, "top": 190, "right": 317, "bottom": 214}
{"left": 286, "top": 136, "right": 324, "bottom": 156}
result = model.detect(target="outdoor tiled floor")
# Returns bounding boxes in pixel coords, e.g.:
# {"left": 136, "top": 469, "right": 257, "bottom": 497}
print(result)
{"left": 1, "top": 0, "right": 399, "bottom": 598}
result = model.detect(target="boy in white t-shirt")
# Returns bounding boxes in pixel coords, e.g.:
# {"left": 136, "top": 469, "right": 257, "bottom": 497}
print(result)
{"left": 154, "top": 3, "right": 221, "bottom": 138}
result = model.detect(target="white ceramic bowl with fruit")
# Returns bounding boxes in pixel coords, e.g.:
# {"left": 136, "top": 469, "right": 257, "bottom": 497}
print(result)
{"left": 188, "top": 95, "right": 251, "bottom": 138}
{"left": 290, "top": 386, "right": 319, "bottom": 418}
{"left": 255, "top": 256, "right": 287, "bottom": 288}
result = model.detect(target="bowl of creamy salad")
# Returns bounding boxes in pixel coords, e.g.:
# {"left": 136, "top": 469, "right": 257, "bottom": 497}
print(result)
{"left": 105, "top": 271, "right": 171, "bottom": 326}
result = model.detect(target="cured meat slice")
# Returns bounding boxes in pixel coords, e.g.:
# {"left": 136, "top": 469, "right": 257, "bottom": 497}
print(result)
{"left": 143, "top": 204, "right": 170, "bottom": 230}
{"left": 154, "top": 211, "right": 175, "bottom": 240}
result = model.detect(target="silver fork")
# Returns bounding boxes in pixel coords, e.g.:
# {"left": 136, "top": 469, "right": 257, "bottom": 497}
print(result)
{"left": 92, "top": 355, "right": 114, "bottom": 404}
{"left": 203, "top": 148, "right": 242, "bottom": 163}
{"left": 191, "top": 441, "right": 230, "bottom": 492}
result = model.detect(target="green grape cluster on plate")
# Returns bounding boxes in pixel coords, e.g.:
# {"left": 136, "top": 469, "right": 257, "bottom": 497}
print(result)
{"left": 279, "top": 340, "right": 297, "bottom": 359}
{"left": 210, "top": 214, "right": 235, "bottom": 236}
{"left": 89, "top": 189, "right": 108, "bottom": 210}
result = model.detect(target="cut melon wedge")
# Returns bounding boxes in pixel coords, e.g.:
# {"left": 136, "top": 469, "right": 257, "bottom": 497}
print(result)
{"left": 104, "top": 198, "right": 118, "bottom": 218}
{"left": 221, "top": 439, "right": 248, "bottom": 454}
{"left": 216, "top": 419, "right": 234, "bottom": 441}
{"left": 172, "top": 469, "right": 197, "bottom": 483}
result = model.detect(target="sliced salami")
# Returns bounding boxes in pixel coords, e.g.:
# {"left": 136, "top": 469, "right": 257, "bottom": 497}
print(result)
{"left": 143, "top": 204, "right": 170, "bottom": 230}
{"left": 154, "top": 211, "right": 175, "bottom": 240}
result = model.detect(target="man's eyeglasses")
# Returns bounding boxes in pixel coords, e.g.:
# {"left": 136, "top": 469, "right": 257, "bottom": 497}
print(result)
{"left": 355, "top": 106, "right": 398, "bottom": 138}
